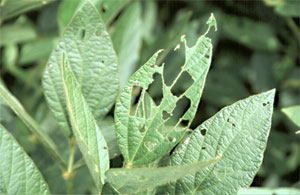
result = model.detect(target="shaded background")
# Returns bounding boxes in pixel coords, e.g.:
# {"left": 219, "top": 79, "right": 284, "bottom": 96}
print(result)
{"left": 0, "top": 0, "right": 299, "bottom": 194}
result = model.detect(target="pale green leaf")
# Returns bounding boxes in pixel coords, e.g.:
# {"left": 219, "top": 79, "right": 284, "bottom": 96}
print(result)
{"left": 275, "top": 0, "right": 300, "bottom": 17}
{"left": 58, "top": 0, "right": 130, "bottom": 31}
{"left": 282, "top": 105, "right": 300, "bottom": 127}
{"left": 43, "top": 1, "right": 119, "bottom": 137}
{"left": 0, "top": 0, "right": 54, "bottom": 21}
{"left": 163, "top": 89, "right": 275, "bottom": 194}
{"left": 0, "top": 16, "right": 37, "bottom": 46}
{"left": 238, "top": 187, "right": 300, "bottom": 195}
{"left": 61, "top": 55, "right": 109, "bottom": 192}
{"left": 112, "top": 1, "right": 143, "bottom": 88}
{"left": 115, "top": 20, "right": 213, "bottom": 166}
{"left": 0, "top": 124, "right": 50, "bottom": 195}
{"left": 0, "top": 83, "right": 66, "bottom": 170}
{"left": 106, "top": 157, "right": 220, "bottom": 194}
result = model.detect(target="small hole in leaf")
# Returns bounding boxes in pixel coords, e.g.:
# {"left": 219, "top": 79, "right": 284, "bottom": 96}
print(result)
{"left": 201, "top": 129, "right": 207, "bottom": 136}
{"left": 101, "top": 4, "right": 107, "bottom": 13}
{"left": 103, "top": 146, "right": 107, "bottom": 150}
{"left": 263, "top": 103, "right": 267, "bottom": 106}
{"left": 227, "top": 118, "right": 230, "bottom": 122}
{"left": 232, "top": 123, "right": 236, "bottom": 127}
{"left": 205, "top": 54, "right": 210, "bottom": 58}
{"left": 201, "top": 147, "right": 206, "bottom": 150}
{"left": 101, "top": 60, "right": 105, "bottom": 64}
{"left": 78, "top": 29, "right": 86, "bottom": 40}
{"left": 139, "top": 125, "right": 146, "bottom": 133}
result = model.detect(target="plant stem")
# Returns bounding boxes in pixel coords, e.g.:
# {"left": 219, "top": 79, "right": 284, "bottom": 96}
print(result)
{"left": 286, "top": 17, "right": 300, "bottom": 44}
{"left": 66, "top": 138, "right": 75, "bottom": 194}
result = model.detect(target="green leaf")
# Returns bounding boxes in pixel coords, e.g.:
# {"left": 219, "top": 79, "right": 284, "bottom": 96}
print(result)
{"left": 0, "top": 0, "right": 54, "bottom": 21}
{"left": 0, "top": 83, "right": 66, "bottom": 170}
{"left": 43, "top": 1, "right": 119, "bottom": 137}
{"left": 238, "top": 187, "right": 300, "bottom": 195}
{"left": 282, "top": 105, "right": 300, "bottom": 127}
{"left": 105, "top": 157, "right": 220, "bottom": 194}
{"left": 221, "top": 13, "right": 279, "bottom": 52}
{"left": 115, "top": 21, "right": 213, "bottom": 166}
{"left": 112, "top": 1, "right": 143, "bottom": 88}
{"left": 58, "top": 0, "right": 130, "bottom": 31}
{"left": 163, "top": 89, "right": 275, "bottom": 194}
{"left": 61, "top": 54, "right": 109, "bottom": 192}
{"left": 274, "top": 0, "right": 300, "bottom": 17}
{"left": 0, "top": 124, "right": 50, "bottom": 195}
{"left": 0, "top": 16, "right": 37, "bottom": 46}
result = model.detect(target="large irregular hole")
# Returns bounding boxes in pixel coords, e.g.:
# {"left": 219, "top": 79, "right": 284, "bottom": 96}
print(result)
{"left": 129, "top": 85, "right": 142, "bottom": 116}
{"left": 164, "top": 96, "right": 191, "bottom": 127}
{"left": 147, "top": 73, "right": 163, "bottom": 106}
{"left": 171, "top": 71, "right": 193, "bottom": 97}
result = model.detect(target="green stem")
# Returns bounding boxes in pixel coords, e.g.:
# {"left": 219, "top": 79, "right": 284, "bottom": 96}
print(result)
{"left": 66, "top": 138, "right": 75, "bottom": 194}
{"left": 0, "top": 84, "right": 67, "bottom": 171}
{"left": 286, "top": 17, "right": 300, "bottom": 44}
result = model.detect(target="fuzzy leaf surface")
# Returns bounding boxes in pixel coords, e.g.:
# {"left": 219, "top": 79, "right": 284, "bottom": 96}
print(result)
{"left": 163, "top": 89, "right": 275, "bottom": 194}
{"left": 0, "top": 124, "right": 50, "bottom": 195}
{"left": 61, "top": 56, "right": 109, "bottom": 191}
{"left": 43, "top": 1, "right": 119, "bottom": 137}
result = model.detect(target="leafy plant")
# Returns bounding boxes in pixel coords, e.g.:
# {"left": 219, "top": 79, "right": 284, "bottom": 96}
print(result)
{"left": 0, "top": 0, "right": 299, "bottom": 194}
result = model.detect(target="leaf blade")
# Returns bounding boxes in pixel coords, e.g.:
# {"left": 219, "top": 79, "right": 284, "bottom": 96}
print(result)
{"left": 0, "top": 124, "right": 50, "bottom": 195}
{"left": 43, "top": 1, "right": 119, "bottom": 137}
{"left": 61, "top": 55, "right": 109, "bottom": 191}
{"left": 106, "top": 156, "right": 220, "bottom": 194}
{"left": 164, "top": 89, "right": 275, "bottom": 194}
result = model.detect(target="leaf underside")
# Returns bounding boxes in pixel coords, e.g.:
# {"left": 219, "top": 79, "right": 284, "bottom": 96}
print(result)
{"left": 0, "top": 124, "right": 50, "bottom": 195}
{"left": 115, "top": 33, "right": 213, "bottom": 166}
{"left": 106, "top": 157, "right": 220, "bottom": 194}
{"left": 43, "top": 1, "right": 119, "bottom": 137}
{"left": 163, "top": 89, "right": 275, "bottom": 194}
{"left": 61, "top": 55, "right": 109, "bottom": 191}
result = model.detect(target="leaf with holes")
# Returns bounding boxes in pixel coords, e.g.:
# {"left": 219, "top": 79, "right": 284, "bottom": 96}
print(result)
{"left": 105, "top": 156, "right": 220, "bottom": 194}
{"left": 61, "top": 54, "right": 109, "bottom": 192}
{"left": 114, "top": 15, "right": 216, "bottom": 166}
{"left": 0, "top": 124, "right": 50, "bottom": 195}
{"left": 43, "top": 1, "right": 119, "bottom": 137}
{"left": 162, "top": 89, "right": 275, "bottom": 194}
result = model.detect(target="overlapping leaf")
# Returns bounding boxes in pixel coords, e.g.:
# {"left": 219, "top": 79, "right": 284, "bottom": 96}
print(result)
{"left": 163, "top": 89, "right": 275, "bottom": 194}
{"left": 115, "top": 15, "right": 216, "bottom": 166}
{"left": 282, "top": 105, "right": 300, "bottom": 127}
{"left": 105, "top": 157, "right": 220, "bottom": 194}
{"left": 43, "top": 1, "right": 119, "bottom": 137}
{"left": 0, "top": 124, "right": 50, "bottom": 195}
{"left": 61, "top": 54, "right": 109, "bottom": 191}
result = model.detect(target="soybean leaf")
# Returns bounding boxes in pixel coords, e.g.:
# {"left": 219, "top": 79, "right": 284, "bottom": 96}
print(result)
{"left": 0, "top": 0, "right": 54, "bottom": 21}
{"left": 112, "top": 1, "right": 143, "bottom": 88}
{"left": 43, "top": 1, "right": 119, "bottom": 137}
{"left": 282, "top": 105, "right": 300, "bottom": 127}
{"left": 58, "top": 0, "right": 130, "bottom": 31}
{"left": 61, "top": 55, "right": 109, "bottom": 192}
{"left": 105, "top": 157, "right": 220, "bottom": 194}
{"left": 220, "top": 13, "right": 279, "bottom": 52}
{"left": 0, "top": 83, "right": 66, "bottom": 170}
{"left": 163, "top": 89, "right": 275, "bottom": 194}
{"left": 0, "top": 16, "right": 37, "bottom": 46}
{"left": 0, "top": 124, "right": 50, "bottom": 195}
{"left": 115, "top": 15, "right": 216, "bottom": 166}
{"left": 273, "top": 0, "right": 300, "bottom": 17}
{"left": 238, "top": 187, "right": 300, "bottom": 195}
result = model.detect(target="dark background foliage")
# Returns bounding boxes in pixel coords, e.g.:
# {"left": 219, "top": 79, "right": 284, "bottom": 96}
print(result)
{"left": 0, "top": 0, "right": 299, "bottom": 194}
